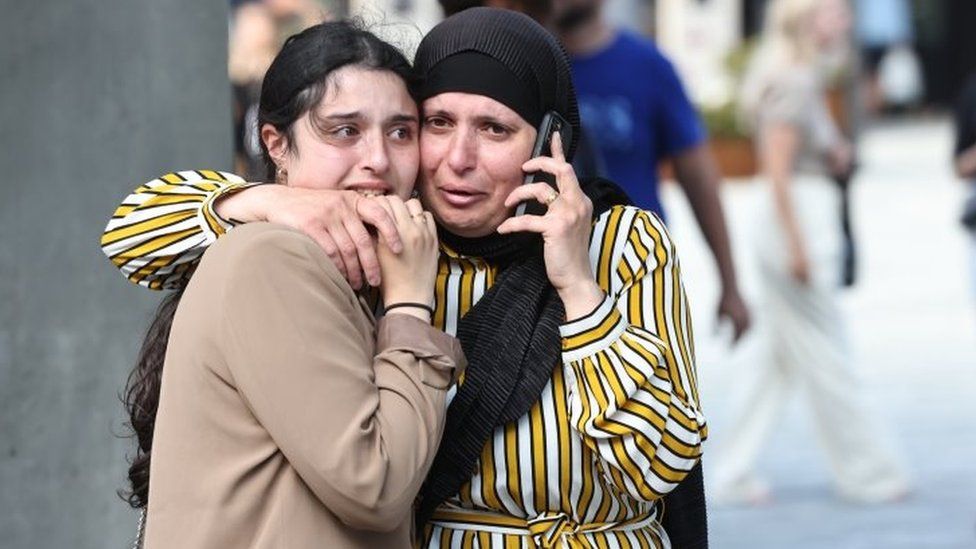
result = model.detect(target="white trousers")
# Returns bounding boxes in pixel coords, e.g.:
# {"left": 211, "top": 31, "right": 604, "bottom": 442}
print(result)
{"left": 713, "top": 176, "right": 909, "bottom": 502}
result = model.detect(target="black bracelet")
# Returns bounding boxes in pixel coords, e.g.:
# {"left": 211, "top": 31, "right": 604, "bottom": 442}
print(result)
{"left": 384, "top": 302, "right": 434, "bottom": 316}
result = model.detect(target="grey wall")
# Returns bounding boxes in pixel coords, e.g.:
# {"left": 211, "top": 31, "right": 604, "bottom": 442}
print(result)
{"left": 0, "top": 1, "right": 230, "bottom": 547}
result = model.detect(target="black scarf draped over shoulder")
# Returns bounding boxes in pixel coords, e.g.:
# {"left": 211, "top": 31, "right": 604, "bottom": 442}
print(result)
{"left": 416, "top": 178, "right": 630, "bottom": 525}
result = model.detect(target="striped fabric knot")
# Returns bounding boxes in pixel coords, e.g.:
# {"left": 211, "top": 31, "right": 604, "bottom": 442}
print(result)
{"left": 527, "top": 512, "right": 628, "bottom": 548}
{"left": 527, "top": 512, "right": 580, "bottom": 548}
{"left": 428, "top": 504, "right": 662, "bottom": 547}
{"left": 527, "top": 510, "right": 660, "bottom": 548}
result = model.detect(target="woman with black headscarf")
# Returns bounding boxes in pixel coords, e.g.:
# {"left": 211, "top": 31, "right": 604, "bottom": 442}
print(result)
{"left": 405, "top": 10, "right": 704, "bottom": 549}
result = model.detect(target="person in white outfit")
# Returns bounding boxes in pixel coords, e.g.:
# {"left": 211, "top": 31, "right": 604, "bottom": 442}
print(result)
{"left": 711, "top": 0, "right": 911, "bottom": 505}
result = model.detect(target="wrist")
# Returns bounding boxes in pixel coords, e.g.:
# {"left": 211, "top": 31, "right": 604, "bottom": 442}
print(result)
{"left": 383, "top": 291, "right": 434, "bottom": 309}
{"left": 383, "top": 301, "right": 433, "bottom": 323}
{"left": 214, "top": 183, "right": 277, "bottom": 223}
{"left": 558, "top": 279, "right": 605, "bottom": 321}
{"left": 385, "top": 309, "right": 432, "bottom": 323}
{"left": 957, "top": 147, "right": 976, "bottom": 178}
{"left": 719, "top": 284, "right": 742, "bottom": 302}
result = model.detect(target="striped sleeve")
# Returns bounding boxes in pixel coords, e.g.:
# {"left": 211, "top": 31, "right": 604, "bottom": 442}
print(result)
{"left": 100, "top": 170, "right": 254, "bottom": 290}
{"left": 559, "top": 205, "right": 706, "bottom": 502}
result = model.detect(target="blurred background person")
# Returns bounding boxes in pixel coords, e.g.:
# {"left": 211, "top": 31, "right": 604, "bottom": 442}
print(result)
{"left": 551, "top": 0, "right": 752, "bottom": 341}
{"left": 854, "top": 0, "right": 920, "bottom": 114}
{"left": 229, "top": 1, "right": 278, "bottom": 178}
{"left": 438, "top": 0, "right": 751, "bottom": 342}
{"left": 710, "top": 0, "right": 911, "bottom": 505}
{"left": 229, "top": 0, "right": 330, "bottom": 179}
{"left": 955, "top": 71, "right": 976, "bottom": 307}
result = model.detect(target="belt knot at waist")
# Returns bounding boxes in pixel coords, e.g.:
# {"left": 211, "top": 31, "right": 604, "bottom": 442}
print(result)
{"left": 430, "top": 506, "right": 657, "bottom": 548}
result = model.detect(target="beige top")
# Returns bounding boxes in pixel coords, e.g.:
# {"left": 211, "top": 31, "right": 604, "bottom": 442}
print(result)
{"left": 756, "top": 67, "right": 842, "bottom": 176}
{"left": 145, "top": 223, "right": 465, "bottom": 549}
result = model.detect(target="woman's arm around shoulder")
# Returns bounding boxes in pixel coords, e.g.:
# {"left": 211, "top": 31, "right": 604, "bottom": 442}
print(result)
{"left": 100, "top": 170, "right": 254, "bottom": 289}
{"left": 100, "top": 170, "right": 404, "bottom": 291}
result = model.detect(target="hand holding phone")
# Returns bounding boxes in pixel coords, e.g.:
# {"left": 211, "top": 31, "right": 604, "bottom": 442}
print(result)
{"left": 515, "top": 111, "right": 573, "bottom": 216}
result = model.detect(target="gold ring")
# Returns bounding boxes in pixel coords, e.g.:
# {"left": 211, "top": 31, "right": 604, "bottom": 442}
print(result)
{"left": 544, "top": 191, "right": 559, "bottom": 205}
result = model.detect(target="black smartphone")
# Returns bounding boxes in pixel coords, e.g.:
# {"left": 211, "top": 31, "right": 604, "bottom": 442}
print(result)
{"left": 515, "top": 110, "right": 573, "bottom": 216}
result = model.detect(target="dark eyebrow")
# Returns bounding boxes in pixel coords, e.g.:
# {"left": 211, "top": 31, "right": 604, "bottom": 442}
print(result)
{"left": 474, "top": 115, "right": 509, "bottom": 125}
{"left": 424, "top": 109, "right": 515, "bottom": 127}
{"left": 422, "top": 109, "right": 454, "bottom": 119}
{"left": 472, "top": 114, "right": 523, "bottom": 130}
{"left": 318, "top": 112, "right": 362, "bottom": 122}
{"left": 318, "top": 112, "right": 418, "bottom": 125}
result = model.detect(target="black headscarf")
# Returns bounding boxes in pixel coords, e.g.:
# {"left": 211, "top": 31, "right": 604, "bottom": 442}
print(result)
{"left": 414, "top": 7, "right": 580, "bottom": 160}
{"left": 413, "top": 8, "right": 594, "bottom": 526}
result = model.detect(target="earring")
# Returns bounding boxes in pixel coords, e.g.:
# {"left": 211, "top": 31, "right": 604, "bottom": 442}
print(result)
{"left": 275, "top": 163, "right": 287, "bottom": 184}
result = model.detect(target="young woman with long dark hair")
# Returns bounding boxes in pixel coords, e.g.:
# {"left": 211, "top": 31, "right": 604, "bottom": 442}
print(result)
{"left": 116, "top": 21, "right": 464, "bottom": 548}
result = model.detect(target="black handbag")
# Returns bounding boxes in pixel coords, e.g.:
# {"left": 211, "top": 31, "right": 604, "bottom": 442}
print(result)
{"left": 660, "top": 462, "right": 709, "bottom": 549}
{"left": 834, "top": 164, "right": 858, "bottom": 287}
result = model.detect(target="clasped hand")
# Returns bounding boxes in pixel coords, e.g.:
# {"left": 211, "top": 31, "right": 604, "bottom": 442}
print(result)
{"left": 244, "top": 186, "right": 405, "bottom": 290}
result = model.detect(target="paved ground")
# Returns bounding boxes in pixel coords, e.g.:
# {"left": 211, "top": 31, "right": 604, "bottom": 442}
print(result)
{"left": 661, "top": 117, "right": 976, "bottom": 548}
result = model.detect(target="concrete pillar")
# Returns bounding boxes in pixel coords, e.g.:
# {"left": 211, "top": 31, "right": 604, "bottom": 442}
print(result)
{"left": 0, "top": 1, "right": 230, "bottom": 547}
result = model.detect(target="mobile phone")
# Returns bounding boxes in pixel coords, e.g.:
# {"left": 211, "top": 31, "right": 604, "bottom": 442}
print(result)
{"left": 515, "top": 110, "right": 573, "bottom": 216}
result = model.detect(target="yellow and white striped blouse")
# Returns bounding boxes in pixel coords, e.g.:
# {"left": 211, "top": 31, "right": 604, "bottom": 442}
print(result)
{"left": 101, "top": 173, "right": 707, "bottom": 549}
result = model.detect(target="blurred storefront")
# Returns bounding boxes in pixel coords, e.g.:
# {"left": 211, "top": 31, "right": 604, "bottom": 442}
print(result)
{"left": 658, "top": 0, "right": 976, "bottom": 110}
{"left": 646, "top": 0, "right": 976, "bottom": 177}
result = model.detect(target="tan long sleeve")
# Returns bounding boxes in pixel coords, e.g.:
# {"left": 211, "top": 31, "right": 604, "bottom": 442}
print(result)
{"left": 147, "top": 222, "right": 464, "bottom": 548}
{"left": 215, "top": 224, "right": 463, "bottom": 530}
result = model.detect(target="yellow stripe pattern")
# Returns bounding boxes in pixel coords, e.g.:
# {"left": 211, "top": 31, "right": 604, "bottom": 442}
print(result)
{"left": 98, "top": 173, "right": 707, "bottom": 547}
{"left": 99, "top": 170, "right": 252, "bottom": 290}
{"left": 424, "top": 206, "right": 706, "bottom": 548}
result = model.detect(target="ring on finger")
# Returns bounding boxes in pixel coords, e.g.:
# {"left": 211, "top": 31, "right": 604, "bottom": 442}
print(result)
{"left": 544, "top": 190, "right": 559, "bottom": 205}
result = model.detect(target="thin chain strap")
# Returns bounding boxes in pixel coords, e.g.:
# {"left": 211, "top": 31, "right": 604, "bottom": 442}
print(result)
{"left": 131, "top": 507, "right": 146, "bottom": 549}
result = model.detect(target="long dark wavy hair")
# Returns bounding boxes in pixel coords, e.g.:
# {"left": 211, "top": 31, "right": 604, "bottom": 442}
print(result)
{"left": 120, "top": 20, "right": 416, "bottom": 509}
